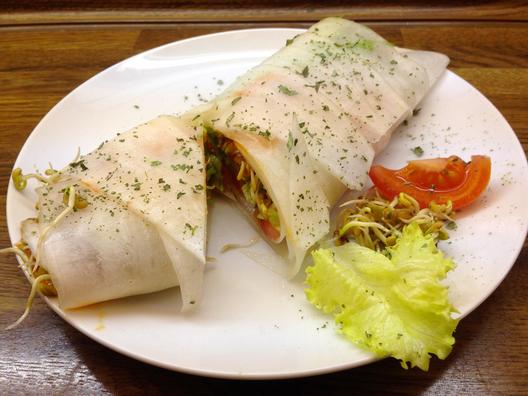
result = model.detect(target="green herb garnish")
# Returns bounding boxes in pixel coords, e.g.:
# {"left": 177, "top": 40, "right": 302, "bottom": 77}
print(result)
{"left": 278, "top": 85, "right": 298, "bottom": 96}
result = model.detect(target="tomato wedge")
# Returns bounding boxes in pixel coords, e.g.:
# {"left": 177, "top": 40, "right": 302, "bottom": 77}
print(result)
{"left": 369, "top": 155, "right": 491, "bottom": 210}
{"left": 398, "top": 156, "right": 467, "bottom": 190}
{"left": 258, "top": 219, "right": 281, "bottom": 242}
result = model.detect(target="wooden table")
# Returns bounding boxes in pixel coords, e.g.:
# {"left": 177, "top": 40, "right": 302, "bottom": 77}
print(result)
{"left": 1, "top": 2, "right": 527, "bottom": 394}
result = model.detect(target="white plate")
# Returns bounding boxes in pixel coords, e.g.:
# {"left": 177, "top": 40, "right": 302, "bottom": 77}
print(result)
{"left": 6, "top": 28, "right": 528, "bottom": 379}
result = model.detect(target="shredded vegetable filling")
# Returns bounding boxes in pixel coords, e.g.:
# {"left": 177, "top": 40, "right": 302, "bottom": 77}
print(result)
{"left": 204, "top": 127, "right": 281, "bottom": 239}
{"left": 3, "top": 172, "right": 79, "bottom": 329}
{"left": 337, "top": 191, "right": 455, "bottom": 251}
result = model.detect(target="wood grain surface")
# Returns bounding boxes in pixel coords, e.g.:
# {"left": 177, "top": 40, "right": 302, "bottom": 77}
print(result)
{"left": 1, "top": 0, "right": 528, "bottom": 25}
{"left": 0, "top": 4, "right": 527, "bottom": 395}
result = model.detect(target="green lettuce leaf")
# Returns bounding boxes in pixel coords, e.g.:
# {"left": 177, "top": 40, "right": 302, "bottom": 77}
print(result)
{"left": 305, "top": 222, "right": 459, "bottom": 370}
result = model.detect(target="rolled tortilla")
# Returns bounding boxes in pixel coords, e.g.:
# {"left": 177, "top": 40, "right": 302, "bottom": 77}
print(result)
{"left": 21, "top": 115, "right": 207, "bottom": 310}
{"left": 201, "top": 18, "right": 449, "bottom": 276}
{"left": 16, "top": 18, "right": 449, "bottom": 308}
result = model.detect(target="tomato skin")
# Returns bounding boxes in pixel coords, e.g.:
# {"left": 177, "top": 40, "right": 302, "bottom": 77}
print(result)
{"left": 399, "top": 156, "right": 467, "bottom": 190}
{"left": 258, "top": 219, "right": 281, "bottom": 242}
{"left": 369, "top": 155, "right": 491, "bottom": 210}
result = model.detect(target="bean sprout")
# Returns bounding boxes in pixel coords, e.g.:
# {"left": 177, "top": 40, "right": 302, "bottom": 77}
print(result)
{"left": 337, "top": 191, "right": 455, "bottom": 251}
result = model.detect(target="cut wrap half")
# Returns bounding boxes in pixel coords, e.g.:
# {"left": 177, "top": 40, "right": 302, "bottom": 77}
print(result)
{"left": 19, "top": 115, "right": 207, "bottom": 311}
{"left": 200, "top": 17, "right": 449, "bottom": 277}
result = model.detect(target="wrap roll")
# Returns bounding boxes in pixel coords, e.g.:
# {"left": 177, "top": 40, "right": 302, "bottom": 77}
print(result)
{"left": 21, "top": 115, "right": 207, "bottom": 310}
{"left": 13, "top": 18, "right": 449, "bottom": 310}
{"left": 201, "top": 18, "right": 449, "bottom": 277}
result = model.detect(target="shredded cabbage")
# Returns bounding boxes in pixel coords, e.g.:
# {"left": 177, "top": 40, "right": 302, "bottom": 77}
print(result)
{"left": 306, "top": 222, "right": 458, "bottom": 370}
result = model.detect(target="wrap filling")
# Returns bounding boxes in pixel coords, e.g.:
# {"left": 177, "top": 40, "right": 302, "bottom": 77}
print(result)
{"left": 204, "top": 127, "right": 281, "bottom": 242}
